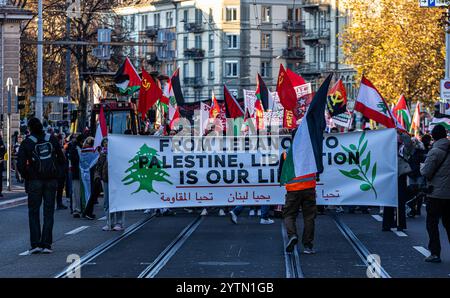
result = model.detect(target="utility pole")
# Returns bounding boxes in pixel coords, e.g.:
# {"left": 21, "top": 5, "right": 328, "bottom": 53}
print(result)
{"left": 6, "top": 77, "right": 12, "bottom": 191}
{"left": 36, "top": 0, "right": 43, "bottom": 120}
{"left": 443, "top": 5, "right": 450, "bottom": 114}
{"left": 65, "top": 0, "right": 71, "bottom": 107}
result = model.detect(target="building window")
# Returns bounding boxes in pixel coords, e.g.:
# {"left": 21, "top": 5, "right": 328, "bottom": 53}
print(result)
{"left": 225, "top": 61, "right": 238, "bottom": 77}
{"left": 166, "top": 11, "right": 173, "bottom": 27}
{"left": 195, "top": 8, "right": 203, "bottom": 24}
{"left": 225, "top": 7, "right": 238, "bottom": 21}
{"left": 183, "top": 62, "right": 189, "bottom": 78}
{"left": 288, "top": 34, "right": 301, "bottom": 48}
{"left": 195, "top": 61, "right": 202, "bottom": 77}
{"left": 154, "top": 13, "right": 160, "bottom": 27}
{"left": 208, "top": 61, "right": 215, "bottom": 79}
{"left": 288, "top": 8, "right": 301, "bottom": 21}
{"left": 261, "top": 33, "right": 271, "bottom": 49}
{"left": 209, "top": 34, "right": 214, "bottom": 51}
{"left": 226, "top": 34, "right": 239, "bottom": 49}
{"left": 130, "top": 15, "right": 135, "bottom": 31}
{"left": 195, "top": 35, "right": 202, "bottom": 49}
{"left": 195, "top": 90, "right": 202, "bottom": 101}
{"left": 166, "top": 64, "right": 174, "bottom": 76}
{"left": 262, "top": 6, "right": 271, "bottom": 23}
{"left": 141, "top": 15, "right": 148, "bottom": 30}
{"left": 183, "top": 35, "right": 188, "bottom": 50}
{"left": 209, "top": 8, "right": 214, "bottom": 23}
{"left": 261, "top": 61, "right": 270, "bottom": 78}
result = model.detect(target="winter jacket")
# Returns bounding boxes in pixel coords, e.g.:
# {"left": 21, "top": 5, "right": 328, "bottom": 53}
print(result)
{"left": 95, "top": 152, "right": 108, "bottom": 183}
{"left": 17, "top": 132, "right": 65, "bottom": 181}
{"left": 420, "top": 138, "right": 450, "bottom": 199}
{"left": 69, "top": 141, "right": 81, "bottom": 180}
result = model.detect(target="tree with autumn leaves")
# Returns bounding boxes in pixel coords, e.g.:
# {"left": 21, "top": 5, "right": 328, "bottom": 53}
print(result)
{"left": 341, "top": 0, "right": 445, "bottom": 106}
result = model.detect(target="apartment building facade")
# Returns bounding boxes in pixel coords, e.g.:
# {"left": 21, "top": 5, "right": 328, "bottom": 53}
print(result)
{"left": 115, "top": 0, "right": 356, "bottom": 103}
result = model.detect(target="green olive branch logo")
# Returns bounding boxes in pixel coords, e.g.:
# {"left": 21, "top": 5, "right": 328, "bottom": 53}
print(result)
{"left": 339, "top": 131, "right": 378, "bottom": 199}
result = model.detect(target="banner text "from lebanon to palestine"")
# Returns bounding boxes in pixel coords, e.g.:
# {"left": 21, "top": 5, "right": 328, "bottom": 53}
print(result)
{"left": 108, "top": 129, "right": 398, "bottom": 212}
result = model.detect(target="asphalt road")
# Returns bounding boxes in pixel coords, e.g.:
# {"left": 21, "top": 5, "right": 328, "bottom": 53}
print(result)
{"left": 0, "top": 192, "right": 449, "bottom": 278}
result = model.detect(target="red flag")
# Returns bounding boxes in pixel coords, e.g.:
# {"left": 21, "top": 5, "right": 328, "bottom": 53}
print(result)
{"left": 223, "top": 85, "right": 244, "bottom": 119}
{"left": 138, "top": 67, "right": 163, "bottom": 119}
{"left": 276, "top": 64, "right": 297, "bottom": 110}
{"left": 209, "top": 92, "right": 221, "bottom": 119}
{"left": 99, "top": 104, "right": 107, "bottom": 137}
{"left": 169, "top": 104, "right": 180, "bottom": 130}
{"left": 254, "top": 99, "right": 265, "bottom": 129}
{"left": 286, "top": 68, "right": 306, "bottom": 86}
{"left": 283, "top": 109, "right": 297, "bottom": 129}
{"left": 326, "top": 79, "right": 348, "bottom": 116}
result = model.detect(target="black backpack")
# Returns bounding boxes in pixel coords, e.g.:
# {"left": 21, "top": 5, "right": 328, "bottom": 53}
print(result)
{"left": 29, "top": 134, "right": 58, "bottom": 179}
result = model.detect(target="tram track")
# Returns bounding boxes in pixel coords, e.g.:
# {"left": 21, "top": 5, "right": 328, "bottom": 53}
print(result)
{"left": 138, "top": 215, "right": 204, "bottom": 278}
{"left": 330, "top": 213, "right": 391, "bottom": 278}
{"left": 281, "top": 224, "right": 304, "bottom": 278}
{"left": 54, "top": 213, "right": 156, "bottom": 278}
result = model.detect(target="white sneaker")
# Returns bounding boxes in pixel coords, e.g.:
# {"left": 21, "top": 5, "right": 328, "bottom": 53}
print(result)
{"left": 28, "top": 247, "right": 43, "bottom": 255}
{"left": 113, "top": 224, "right": 124, "bottom": 231}
{"left": 336, "top": 206, "right": 344, "bottom": 213}
{"left": 229, "top": 211, "right": 238, "bottom": 224}
{"left": 200, "top": 208, "right": 208, "bottom": 216}
{"left": 144, "top": 209, "right": 153, "bottom": 214}
{"left": 184, "top": 208, "right": 194, "bottom": 213}
{"left": 260, "top": 218, "right": 274, "bottom": 225}
{"left": 257, "top": 209, "right": 262, "bottom": 216}
{"left": 219, "top": 209, "right": 226, "bottom": 216}
{"left": 42, "top": 248, "right": 53, "bottom": 254}
{"left": 102, "top": 225, "right": 111, "bottom": 231}
{"left": 249, "top": 210, "right": 255, "bottom": 216}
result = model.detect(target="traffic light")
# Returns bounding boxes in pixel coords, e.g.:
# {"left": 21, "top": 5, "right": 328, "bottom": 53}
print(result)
{"left": 62, "top": 104, "right": 69, "bottom": 120}
{"left": 15, "top": 87, "right": 26, "bottom": 112}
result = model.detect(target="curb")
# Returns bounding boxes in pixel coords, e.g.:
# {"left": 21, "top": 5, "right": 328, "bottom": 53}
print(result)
{"left": 0, "top": 196, "right": 28, "bottom": 210}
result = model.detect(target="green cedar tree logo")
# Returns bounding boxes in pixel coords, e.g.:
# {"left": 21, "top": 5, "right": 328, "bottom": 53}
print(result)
{"left": 122, "top": 144, "right": 172, "bottom": 194}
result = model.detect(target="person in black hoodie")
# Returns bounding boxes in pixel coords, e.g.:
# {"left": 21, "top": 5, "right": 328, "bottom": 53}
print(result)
{"left": 69, "top": 134, "right": 84, "bottom": 218}
{"left": 17, "top": 118, "right": 65, "bottom": 254}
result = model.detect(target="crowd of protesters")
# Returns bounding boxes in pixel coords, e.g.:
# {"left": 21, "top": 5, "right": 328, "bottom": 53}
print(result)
{"left": 0, "top": 116, "right": 448, "bottom": 263}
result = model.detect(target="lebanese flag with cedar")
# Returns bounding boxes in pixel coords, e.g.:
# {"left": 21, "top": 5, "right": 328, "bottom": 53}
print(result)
{"left": 138, "top": 67, "right": 163, "bottom": 119}
{"left": 223, "top": 85, "right": 244, "bottom": 119}
{"left": 276, "top": 64, "right": 298, "bottom": 111}
{"left": 354, "top": 76, "right": 395, "bottom": 128}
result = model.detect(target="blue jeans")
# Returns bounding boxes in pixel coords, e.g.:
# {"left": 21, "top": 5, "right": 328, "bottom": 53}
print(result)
{"left": 232, "top": 205, "right": 270, "bottom": 219}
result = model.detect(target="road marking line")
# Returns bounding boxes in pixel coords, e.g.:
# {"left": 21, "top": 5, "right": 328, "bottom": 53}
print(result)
{"left": 0, "top": 196, "right": 28, "bottom": 210}
{"left": 413, "top": 246, "right": 431, "bottom": 257}
{"left": 371, "top": 215, "right": 383, "bottom": 222}
{"left": 98, "top": 216, "right": 107, "bottom": 221}
{"left": 391, "top": 228, "right": 408, "bottom": 237}
{"left": 65, "top": 226, "right": 89, "bottom": 235}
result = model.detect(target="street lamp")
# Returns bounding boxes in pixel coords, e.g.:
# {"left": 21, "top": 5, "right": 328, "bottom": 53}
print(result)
{"left": 5, "top": 77, "right": 13, "bottom": 191}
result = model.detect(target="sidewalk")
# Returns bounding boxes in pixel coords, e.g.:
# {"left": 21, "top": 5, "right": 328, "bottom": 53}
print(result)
{"left": 0, "top": 182, "right": 27, "bottom": 210}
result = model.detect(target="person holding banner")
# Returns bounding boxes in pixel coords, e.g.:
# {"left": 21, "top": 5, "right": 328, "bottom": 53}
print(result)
{"left": 97, "top": 138, "right": 125, "bottom": 231}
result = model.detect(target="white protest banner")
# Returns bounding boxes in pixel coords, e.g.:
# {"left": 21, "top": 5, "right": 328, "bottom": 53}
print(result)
{"left": 316, "top": 129, "right": 397, "bottom": 207}
{"left": 243, "top": 89, "right": 257, "bottom": 116}
{"left": 108, "top": 129, "right": 397, "bottom": 212}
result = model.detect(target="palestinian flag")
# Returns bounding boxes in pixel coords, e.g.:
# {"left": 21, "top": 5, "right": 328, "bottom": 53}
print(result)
{"left": 393, "top": 94, "right": 411, "bottom": 131}
{"left": 170, "top": 68, "right": 185, "bottom": 106}
{"left": 280, "top": 74, "right": 333, "bottom": 185}
{"left": 93, "top": 104, "right": 107, "bottom": 149}
{"left": 256, "top": 73, "right": 271, "bottom": 111}
{"left": 429, "top": 117, "right": 450, "bottom": 130}
{"left": 354, "top": 76, "right": 396, "bottom": 128}
{"left": 114, "top": 57, "right": 141, "bottom": 95}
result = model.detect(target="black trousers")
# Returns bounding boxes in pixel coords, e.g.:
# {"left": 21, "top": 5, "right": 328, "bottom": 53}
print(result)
{"left": 426, "top": 198, "right": 450, "bottom": 257}
{"left": 0, "top": 161, "right": 3, "bottom": 194}
{"left": 83, "top": 178, "right": 102, "bottom": 216}
{"left": 27, "top": 179, "right": 57, "bottom": 249}
{"left": 383, "top": 175, "right": 407, "bottom": 230}
{"left": 56, "top": 176, "right": 65, "bottom": 207}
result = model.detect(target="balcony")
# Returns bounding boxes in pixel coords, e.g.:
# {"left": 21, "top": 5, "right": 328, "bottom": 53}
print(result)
{"left": 183, "top": 77, "right": 204, "bottom": 88}
{"left": 302, "top": 28, "right": 330, "bottom": 44}
{"left": 282, "top": 47, "right": 305, "bottom": 60}
{"left": 282, "top": 21, "right": 305, "bottom": 32}
{"left": 145, "top": 26, "right": 159, "bottom": 39}
{"left": 157, "top": 49, "right": 176, "bottom": 61}
{"left": 184, "top": 22, "right": 204, "bottom": 33}
{"left": 184, "top": 48, "right": 205, "bottom": 59}
{"left": 301, "top": 0, "right": 330, "bottom": 11}
{"left": 298, "top": 62, "right": 331, "bottom": 75}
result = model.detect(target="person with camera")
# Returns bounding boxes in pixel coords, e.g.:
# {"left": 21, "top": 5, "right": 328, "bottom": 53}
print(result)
{"left": 420, "top": 124, "right": 450, "bottom": 263}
